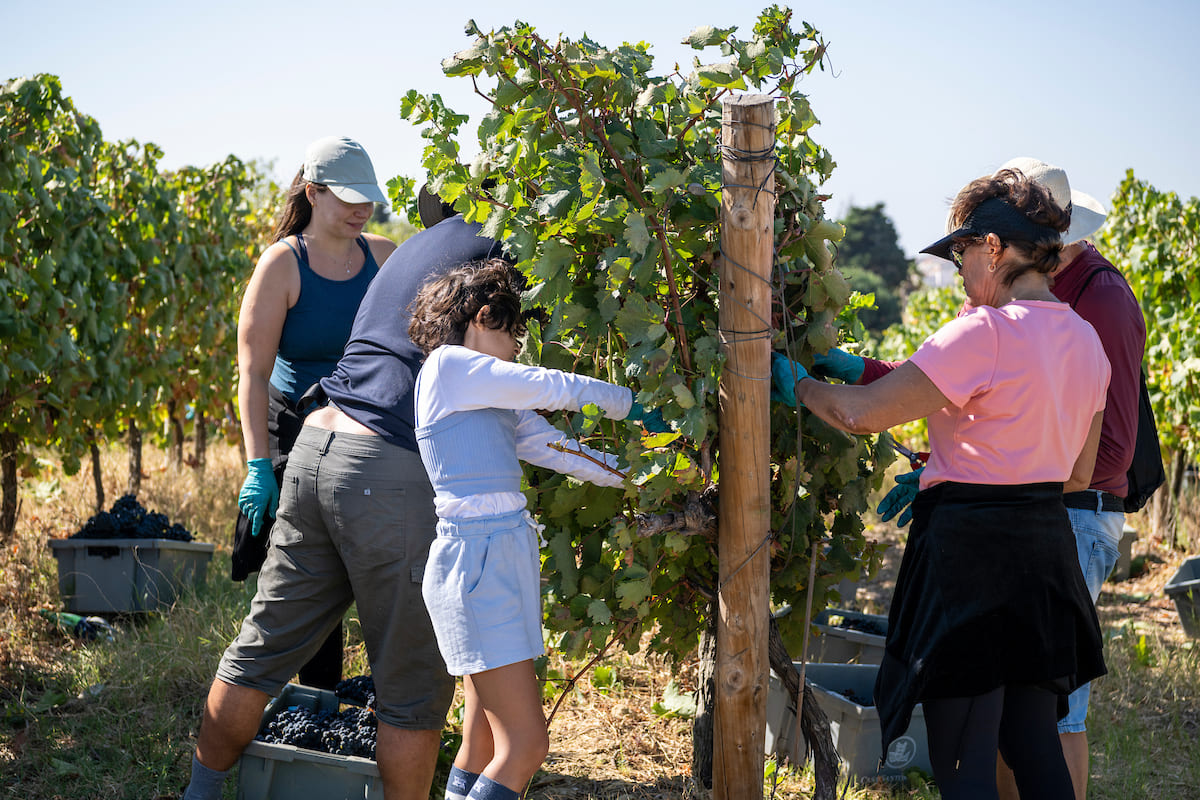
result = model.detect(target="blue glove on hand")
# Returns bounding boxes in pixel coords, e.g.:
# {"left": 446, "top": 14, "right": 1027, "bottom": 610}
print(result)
{"left": 627, "top": 400, "right": 671, "bottom": 434}
{"left": 238, "top": 458, "right": 279, "bottom": 538}
{"left": 877, "top": 467, "right": 923, "bottom": 526}
{"left": 770, "top": 352, "right": 809, "bottom": 408}
{"left": 812, "top": 347, "right": 865, "bottom": 384}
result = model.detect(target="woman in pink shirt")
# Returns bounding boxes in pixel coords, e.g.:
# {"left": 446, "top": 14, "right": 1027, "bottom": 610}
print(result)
{"left": 775, "top": 170, "right": 1108, "bottom": 800}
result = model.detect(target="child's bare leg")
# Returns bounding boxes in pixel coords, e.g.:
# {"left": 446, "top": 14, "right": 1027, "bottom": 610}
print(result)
{"left": 457, "top": 674, "right": 496, "bottom": 771}
{"left": 468, "top": 659, "right": 549, "bottom": 792}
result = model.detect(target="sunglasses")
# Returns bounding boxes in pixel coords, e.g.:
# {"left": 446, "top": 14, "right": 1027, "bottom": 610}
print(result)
{"left": 950, "top": 238, "right": 981, "bottom": 268}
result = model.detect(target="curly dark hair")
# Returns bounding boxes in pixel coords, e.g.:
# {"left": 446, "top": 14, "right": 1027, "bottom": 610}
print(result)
{"left": 948, "top": 168, "right": 1072, "bottom": 284}
{"left": 408, "top": 258, "right": 528, "bottom": 355}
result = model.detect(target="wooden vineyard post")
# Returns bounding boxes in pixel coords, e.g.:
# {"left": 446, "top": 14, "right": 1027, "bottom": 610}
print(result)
{"left": 714, "top": 93, "right": 776, "bottom": 800}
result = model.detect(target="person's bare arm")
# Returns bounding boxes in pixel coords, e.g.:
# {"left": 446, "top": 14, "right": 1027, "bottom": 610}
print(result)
{"left": 236, "top": 243, "right": 297, "bottom": 460}
{"left": 1065, "top": 410, "right": 1105, "bottom": 493}
{"left": 794, "top": 361, "right": 951, "bottom": 435}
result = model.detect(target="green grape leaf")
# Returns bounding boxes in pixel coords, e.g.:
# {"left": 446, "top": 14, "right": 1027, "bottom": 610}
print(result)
{"left": 587, "top": 598, "right": 612, "bottom": 624}
{"left": 683, "top": 25, "right": 734, "bottom": 48}
{"left": 623, "top": 212, "right": 652, "bottom": 255}
{"left": 652, "top": 679, "right": 698, "bottom": 718}
{"left": 696, "top": 62, "right": 747, "bottom": 90}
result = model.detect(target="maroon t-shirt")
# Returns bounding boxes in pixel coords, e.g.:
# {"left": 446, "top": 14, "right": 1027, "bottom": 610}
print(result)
{"left": 1050, "top": 244, "right": 1145, "bottom": 495}
{"left": 859, "top": 243, "right": 1145, "bottom": 496}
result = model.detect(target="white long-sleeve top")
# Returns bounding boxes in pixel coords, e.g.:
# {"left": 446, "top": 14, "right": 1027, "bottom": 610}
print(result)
{"left": 414, "top": 345, "right": 632, "bottom": 518}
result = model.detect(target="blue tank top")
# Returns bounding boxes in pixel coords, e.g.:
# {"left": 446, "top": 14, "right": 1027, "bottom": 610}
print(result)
{"left": 269, "top": 235, "right": 379, "bottom": 404}
{"left": 416, "top": 408, "right": 524, "bottom": 499}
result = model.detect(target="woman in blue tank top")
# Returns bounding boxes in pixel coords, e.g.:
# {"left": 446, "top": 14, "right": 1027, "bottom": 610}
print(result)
{"left": 233, "top": 136, "right": 396, "bottom": 689}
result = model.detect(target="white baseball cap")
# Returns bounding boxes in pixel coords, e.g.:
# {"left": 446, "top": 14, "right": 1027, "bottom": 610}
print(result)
{"left": 995, "top": 157, "right": 1107, "bottom": 244}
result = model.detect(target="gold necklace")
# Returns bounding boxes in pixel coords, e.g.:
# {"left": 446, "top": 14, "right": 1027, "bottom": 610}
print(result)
{"left": 301, "top": 233, "right": 355, "bottom": 275}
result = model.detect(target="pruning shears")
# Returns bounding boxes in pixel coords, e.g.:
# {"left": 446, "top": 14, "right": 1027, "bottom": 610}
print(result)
{"left": 889, "top": 440, "right": 929, "bottom": 471}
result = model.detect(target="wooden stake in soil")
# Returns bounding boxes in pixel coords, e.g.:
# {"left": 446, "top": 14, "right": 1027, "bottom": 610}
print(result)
{"left": 714, "top": 93, "right": 776, "bottom": 800}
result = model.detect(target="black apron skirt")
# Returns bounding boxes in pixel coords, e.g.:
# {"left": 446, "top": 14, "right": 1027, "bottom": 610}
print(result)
{"left": 875, "top": 481, "right": 1106, "bottom": 752}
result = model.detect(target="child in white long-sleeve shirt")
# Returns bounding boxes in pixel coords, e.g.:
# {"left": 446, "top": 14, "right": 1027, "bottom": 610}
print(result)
{"left": 407, "top": 258, "right": 665, "bottom": 800}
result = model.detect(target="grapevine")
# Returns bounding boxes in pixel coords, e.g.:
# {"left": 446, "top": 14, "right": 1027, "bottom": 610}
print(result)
{"left": 1097, "top": 170, "right": 1200, "bottom": 460}
{"left": 396, "top": 8, "right": 890, "bottom": 662}
{"left": 0, "top": 74, "right": 274, "bottom": 535}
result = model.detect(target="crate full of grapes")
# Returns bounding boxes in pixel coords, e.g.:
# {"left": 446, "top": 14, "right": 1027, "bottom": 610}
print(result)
{"left": 238, "top": 681, "right": 382, "bottom": 800}
{"left": 806, "top": 608, "right": 888, "bottom": 665}
{"left": 48, "top": 495, "right": 214, "bottom": 614}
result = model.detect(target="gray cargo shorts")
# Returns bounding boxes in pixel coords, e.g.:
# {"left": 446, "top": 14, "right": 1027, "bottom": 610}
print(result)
{"left": 216, "top": 427, "right": 453, "bottom": 730}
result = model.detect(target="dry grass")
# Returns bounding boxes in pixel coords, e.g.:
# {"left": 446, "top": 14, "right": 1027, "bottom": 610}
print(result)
{"left": 531, "top": 648, "right": 702, "bottom": 799}
{"left": 2, "top": 441, "right": 1198, "bottom": 800}
{"left": 1, "top": 440, "right": 243, "bottom": 675}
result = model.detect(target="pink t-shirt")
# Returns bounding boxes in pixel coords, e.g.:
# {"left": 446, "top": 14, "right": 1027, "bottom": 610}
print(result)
{"left": 908, "top": 301, "right": 1110, "bottom": 490}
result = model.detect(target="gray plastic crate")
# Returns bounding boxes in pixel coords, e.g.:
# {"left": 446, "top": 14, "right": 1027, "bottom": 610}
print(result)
{"left": 238, "top": 684, "right": 384, "bottom": 800}
{"left": 48, "top": 538, "right": 214, "bottom": 614}
{"left": 765, "top": 662, "right": 930, "bottom": 784}
{"left": 806, "top": 608, "right": 888, "bottom": 665}
{"left": 1164, "top": 555, "right": 1200, "bottom": 638}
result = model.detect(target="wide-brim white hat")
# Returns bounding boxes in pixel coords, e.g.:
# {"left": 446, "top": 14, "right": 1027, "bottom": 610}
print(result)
{"left": 995, "top": 156, "right": 1106, "bottom": 244}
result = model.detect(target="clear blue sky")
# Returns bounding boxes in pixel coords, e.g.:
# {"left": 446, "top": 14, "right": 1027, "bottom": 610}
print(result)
{"left": 4, "top": 0, "right": 1198, "bottom": 257}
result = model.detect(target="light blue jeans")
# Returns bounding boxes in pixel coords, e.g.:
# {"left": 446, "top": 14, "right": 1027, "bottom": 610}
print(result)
{"left": 1059, "top": 500, "right": 1124, "bottom": 734}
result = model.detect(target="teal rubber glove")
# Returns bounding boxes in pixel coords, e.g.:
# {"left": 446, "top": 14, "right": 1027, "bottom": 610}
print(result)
{"left": 877, "top": 467, "right": 923, "bottom": 526}
{"left": 627, "top": 400, "right": 671, "bottom": 434}
{"left": 238, "top": 458, "right": 279, "bottom": 538}
{"left": 812, "top": 347, "right": 865, "bottom": 383}
{"left": 770, "top": 352, "right": 809, "bottom": 407}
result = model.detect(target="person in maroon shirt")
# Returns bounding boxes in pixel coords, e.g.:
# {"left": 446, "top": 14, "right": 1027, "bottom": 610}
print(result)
{"left": 812, "top": 159, "right": 1145, "bottom": 800}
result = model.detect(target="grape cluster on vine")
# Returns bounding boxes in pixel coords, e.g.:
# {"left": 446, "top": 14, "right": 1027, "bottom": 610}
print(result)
{"left": 69, "top": 494, "right": 193, "bottom": 541}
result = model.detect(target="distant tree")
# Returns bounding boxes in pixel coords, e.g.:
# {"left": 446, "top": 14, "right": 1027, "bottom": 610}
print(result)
{"left": 370, "top": 203, "right": 391, "bottom": 224}
{"left": 836, "top": 203, "right": 913, "bottom": 331}
{"left": 837, "top": 203, "right": 912, "bottom": 285}
{"left": 841, "top": 267, "right": 903, "bottom": 332}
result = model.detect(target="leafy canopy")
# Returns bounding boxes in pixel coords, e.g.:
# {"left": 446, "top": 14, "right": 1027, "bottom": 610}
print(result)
{"left": 397, "top": 7, "right": 890, "bottom": 660}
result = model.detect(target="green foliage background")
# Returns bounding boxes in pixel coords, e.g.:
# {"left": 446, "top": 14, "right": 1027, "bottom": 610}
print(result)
{"left": 396, "top": 8, "right": 891, "bottom": 661}
{"left": 0, "top": 74, "right": 275, "bottom": 525}
{"left": 834, "top": 203, "right": 912, "bottom": 332}
{"left": 1097, "top": 170, "right": 1200, "bottom": 462}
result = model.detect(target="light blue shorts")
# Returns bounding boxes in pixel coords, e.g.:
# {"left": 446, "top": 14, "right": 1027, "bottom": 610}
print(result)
{"left": 422, "top": 510, "right": 545, "bottom": 676}
{"left": 1059, "top": 503, "right": 1124, "bottom": 734}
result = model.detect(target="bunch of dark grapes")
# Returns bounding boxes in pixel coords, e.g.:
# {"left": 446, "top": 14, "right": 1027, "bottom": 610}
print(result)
{"left": 837, "top": 617, "right": 887, "bottom": 636}
{"left": 335, "top": 675, "right": 376, "bottom": 710}
{"left": 321, "top": 706, "right": 377, "bottom": 759}
{"left": 258, "top": 703, "right": 377, "bottom": 760}
{"left": 258, "top": 705, "right": 332, "bottom": 751}
{"left": 70, "top": 494, "right": 193, "bottom": 542}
